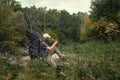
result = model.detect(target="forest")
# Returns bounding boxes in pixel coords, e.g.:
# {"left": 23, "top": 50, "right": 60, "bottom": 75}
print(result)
{"left": 0, "top": 0, "right": 120, "bottom": 80}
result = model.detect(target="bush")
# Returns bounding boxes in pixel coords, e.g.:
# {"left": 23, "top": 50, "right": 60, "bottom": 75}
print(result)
{"left": 1, "top": 41, "right": 120, "bottom": 80}
{"left": 0, "top": 41, "right": 17, "bottom": 54}
{"left": 62, "top": 41, "right": 120, "bottom": 80}
{"left": 17, "top": 59, "right": 55, "bottom": 80}
{"left": 89, "top": 19, "right": 118, "bottom": 41}
{"left": 80, "top": 14, "right": 92, "bottom": 41}
{"left": 0, "top": 58, "right": 21, "bottom": 80}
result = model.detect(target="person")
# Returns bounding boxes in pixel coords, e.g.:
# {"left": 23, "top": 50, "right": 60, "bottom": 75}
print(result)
{"left": 40, "top": 33, "right": 65, "bottom": 76}
{"left": 42, "top": 33, "right": 65, "bottom": 59}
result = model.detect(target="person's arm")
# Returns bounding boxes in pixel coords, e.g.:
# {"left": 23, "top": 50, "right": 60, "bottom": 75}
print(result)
{"left": 46, "top": 41, "right": 58, "bottom": 51}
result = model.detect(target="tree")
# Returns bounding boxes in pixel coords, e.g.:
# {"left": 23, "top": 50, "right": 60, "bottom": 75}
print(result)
{"left": 80, "top": 13, "right": 92, "bottom": 41}
{"left": 70, "top": 12, "right": 83, "bottom": 41}
{"left": 23, "top": 6, "right": 84, "bottom": 43}
{"left": 58, "top": 11, "right": 83, "bottom": 42}
{"left": 23, "top": 6, "right": 48, "bottom": 33}
{"left": 0, "top": 1, "right": 23, "bottom": 53}
{"left": 46, "top": 9, "right": 59, "bottom": 31}
{"left": 90, "top": 0, "right": 120, "bottom": 41}
{"left": 58, "top": 10, "right": 72, "bottom": 43}
{"left": 90, "top": 0, "right": 120, "bottom": 23}
{"left": 12, "top": 11, "right": 28, "bottom": 47}
{"left": 0, "top": 0, "right": 22, "bottom": 11}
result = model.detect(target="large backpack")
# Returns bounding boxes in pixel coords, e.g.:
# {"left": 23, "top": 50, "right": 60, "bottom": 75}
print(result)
{"left": 28, "top": 32, "right": 41, "bottom": 59}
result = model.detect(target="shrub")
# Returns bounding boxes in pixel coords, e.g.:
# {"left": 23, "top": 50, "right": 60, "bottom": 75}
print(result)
{"left": 89, "top": 19, "right": 118, "bottom": 41}
{"left": 62, "top": 41, "right": 120, "bottom": 80}
{"left": 0, "top": 58, "right": 21, "bottom": 80}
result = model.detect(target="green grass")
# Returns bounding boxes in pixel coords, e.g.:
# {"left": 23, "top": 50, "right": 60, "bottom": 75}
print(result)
{"left": 62, "top": 41, "right": 120, "bottom": 80}
{"left": 0, "top": 58, "right": 21, "bottom": 80}
{"left": 0, "top": 41, "right": 120, "bottom": 80}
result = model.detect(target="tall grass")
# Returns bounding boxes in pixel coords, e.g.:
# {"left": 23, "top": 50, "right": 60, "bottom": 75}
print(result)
{"left": 0, "top": 58, "right": 21, "bottom": 80}
{"left": 0, "top": 41, "right": 120, "bottom": 80}
{"left": 62, "top": 41, "right": 120, "bottom": 80}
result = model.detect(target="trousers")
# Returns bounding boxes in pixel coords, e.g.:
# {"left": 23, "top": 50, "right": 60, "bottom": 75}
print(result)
{"left": 43, "top": 47, "right": 64, "bottom": 71}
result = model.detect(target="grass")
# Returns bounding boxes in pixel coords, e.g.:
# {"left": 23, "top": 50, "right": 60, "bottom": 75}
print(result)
{"left": 62, "top": 41, "right": 120, "bottom": 80}
{"left": 0, "top": 58, "right": 21, "bottom": 80}
{"left": 0, "top": 41, "right": 120, "bottom": 80}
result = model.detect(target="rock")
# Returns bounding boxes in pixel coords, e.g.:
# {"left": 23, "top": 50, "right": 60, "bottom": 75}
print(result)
{"left": 52, "top": 54, "right": 60, "bottom": 61}
{"left": 8, "top": 56, "right": 17, "bottom": 65}
{"left": 20, "top": 56, "right": 31, "bottom": 66}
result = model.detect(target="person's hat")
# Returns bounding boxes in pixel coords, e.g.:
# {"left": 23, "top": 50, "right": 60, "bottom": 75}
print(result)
{"left": 43, "top": 33, "right": 51, "bottom": 38}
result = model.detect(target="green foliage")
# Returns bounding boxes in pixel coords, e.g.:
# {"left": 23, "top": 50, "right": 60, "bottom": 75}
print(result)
{"left": 23, "top": 6, "right": 47, "bottom": 32}
{"left": 46, "top": 9, "right": 59, "bottom": 31}
{"left": 0, "top": 2, "right": 15, "bottom": 53}
{"left": 17, "top": 59, "right": 55, "bottom": 80}
{"left": 0, "top": 41, "right": 17, "bottom": 53}
{"left": 0, "top": 0, "right": 22, "bottom": 11}
{"left": 81, "top": 14, "right": 119, "bottom": 41}
{"left": 90, "top": 0, "right": 120, "bottom": 39}
{"left": 11, "top": 11, "right": 28, "bottom": 47}
{"left": 80, "top": 13, "right": 92, "bottom": 41}
{"left": 0, "top": 58, "right": 21, "bottom": 80}
{"left": 23, "top": 6, "right": 83, "bottom": 43}
{"left": 89, "top": 19, "right": 118, "bottom": 41}
{"left": 0, "top": 1, "right": 26, "bottom": 53}
{"left": 0, "top": 41, "right": 120, "bottom": 80}
{"left": 90, "top": 0, "right": 120, "bottom": 21}
{"left": 58, "top": 10, "right": 82, "bottom": 43}
{"left": 62, "top": 41, "right": 120, "bottom": 80}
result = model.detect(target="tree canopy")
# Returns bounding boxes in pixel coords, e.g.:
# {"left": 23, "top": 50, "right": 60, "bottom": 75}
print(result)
{"left": 0, "top": 0, "right": 120, "bottom": 54}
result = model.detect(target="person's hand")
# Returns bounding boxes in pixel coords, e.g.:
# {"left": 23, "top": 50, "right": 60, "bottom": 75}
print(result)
{"left": 47, "top": 40, "right": 58, "bottom": 51}
{"left": 54, "top": 40, "right": 58, "bottom": 45}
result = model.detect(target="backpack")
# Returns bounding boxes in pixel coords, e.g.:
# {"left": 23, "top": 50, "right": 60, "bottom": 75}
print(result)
{"left": 28, "top": 32, "right": 41, "bottom": 59}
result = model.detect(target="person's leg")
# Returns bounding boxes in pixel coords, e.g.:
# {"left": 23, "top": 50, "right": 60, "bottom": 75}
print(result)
{"left": 54, "top": 47, "right": 65, "bottom": 58}
{"left": 44, "top": 55, "right": 57, "bottom": 72}
{"left": 48, "top": 47, "right": 63, "bottom": 57}
{"left": 43, "top": 53, "right": 66, "bottom": 77}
